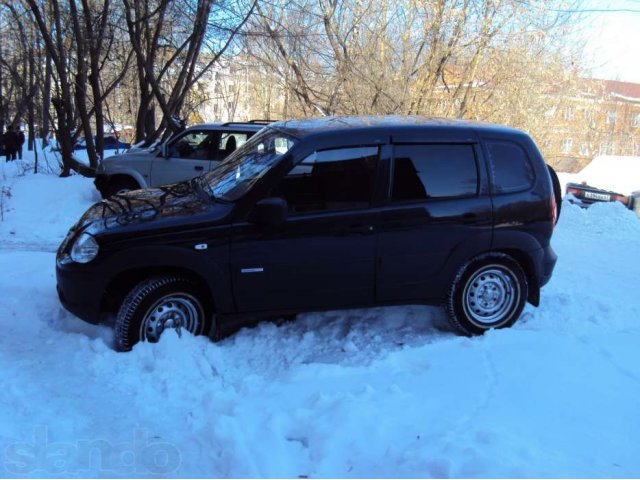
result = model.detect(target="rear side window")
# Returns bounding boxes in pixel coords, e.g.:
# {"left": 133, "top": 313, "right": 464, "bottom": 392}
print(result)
{"left": 391, "top": 144, "right": 478, "bottom": 201}
{"left": 485, "top": 141, "right": 534, "bottom": 193}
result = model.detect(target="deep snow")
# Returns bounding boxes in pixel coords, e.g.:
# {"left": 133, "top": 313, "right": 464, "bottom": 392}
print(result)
{"left": 0, "top": 152, "right": 639, "bottom": 478}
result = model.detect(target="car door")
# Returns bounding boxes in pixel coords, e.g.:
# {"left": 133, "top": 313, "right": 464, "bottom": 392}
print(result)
{"left": 376, "top": 142, "right": 493, "bottom": 302}
{"left": 229, "top": 145, "right": 382, "bottom": 313}
{"left": 151, "top": 129, "right": 219, "bottom": 186}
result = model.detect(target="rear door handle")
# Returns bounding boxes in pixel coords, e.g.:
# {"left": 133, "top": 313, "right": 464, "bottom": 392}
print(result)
{"left": 194, "top": 165, "right": 204, "bottom": 171}
{"left": 346, "top": 224, "right": 375, "bottom": 234}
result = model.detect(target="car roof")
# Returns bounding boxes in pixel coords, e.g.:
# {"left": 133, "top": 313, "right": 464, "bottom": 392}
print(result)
{"left": 269, "top": 115, "right": 525, "bottom": 140}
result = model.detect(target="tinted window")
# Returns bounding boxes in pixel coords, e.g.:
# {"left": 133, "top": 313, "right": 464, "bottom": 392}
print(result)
{"left": 485, "top": 141, "right": 534, "bottom": 193}
{"left": 275, "top": 146, "right": 379, "bottom": 214}
{"left": 391, "top": 144, "right": 478, "bottom": 201}
{"left": 168, "top": 130, "right": 217, "bottom": 160}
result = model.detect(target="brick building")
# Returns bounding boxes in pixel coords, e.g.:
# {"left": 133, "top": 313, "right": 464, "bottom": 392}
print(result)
{"left": 545, "top": 79, "right": 640, "bottom": 172}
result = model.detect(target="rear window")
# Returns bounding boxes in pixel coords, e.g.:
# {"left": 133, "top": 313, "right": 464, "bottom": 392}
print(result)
{"left": 485, "top": 140, "right": 534, "bottom": 193}
{"left": 391, "top": 144, "right": 478, "bottom": 201}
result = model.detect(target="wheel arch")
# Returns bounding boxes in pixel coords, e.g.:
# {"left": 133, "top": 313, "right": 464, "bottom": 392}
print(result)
{"left": 492, "top": 230, "right": 545, "bottom": 306}
{"left": 106, "top": 171, "right": 147, "bottom": 190}
{"left": 492, "top": 248, "right": 539, "bottom": 306}
{"left": 99, "top": 245, "right": 232, "bottom": 318}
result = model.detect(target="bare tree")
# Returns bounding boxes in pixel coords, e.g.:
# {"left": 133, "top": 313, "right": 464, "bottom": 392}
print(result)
{"left": 122, "top": 0, "right": 256, "bottom": 145}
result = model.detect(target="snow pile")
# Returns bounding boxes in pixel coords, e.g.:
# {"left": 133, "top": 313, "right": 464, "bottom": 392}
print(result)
{"left": 1, "top": 158, "right": 639, "bottom": 477}
{"left": 569, "top": 155, "right": 640, "bottom": 194}
{"left": 0, "top": 161, "right": 98, "bottom": 251}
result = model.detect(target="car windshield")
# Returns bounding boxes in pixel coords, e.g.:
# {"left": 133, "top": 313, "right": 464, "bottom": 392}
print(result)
{"left": 201, "top": 128, "right": 296, "bottom": 202}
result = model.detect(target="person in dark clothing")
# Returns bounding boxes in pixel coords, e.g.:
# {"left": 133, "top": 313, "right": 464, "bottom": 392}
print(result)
{"left": 16, "top": 126, "right": 25, "bottom": 160}
{"left": 2, "top": 127, "right": 17, "bottom": 161}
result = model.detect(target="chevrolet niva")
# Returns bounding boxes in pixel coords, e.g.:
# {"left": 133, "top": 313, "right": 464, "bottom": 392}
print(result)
{"left": 56, "top": 116, "right": 560, "bottom": 351}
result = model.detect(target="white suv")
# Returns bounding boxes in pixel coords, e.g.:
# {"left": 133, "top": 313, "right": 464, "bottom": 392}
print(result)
{"left": 94, "top": 121, "right": 267, "bottom": 197}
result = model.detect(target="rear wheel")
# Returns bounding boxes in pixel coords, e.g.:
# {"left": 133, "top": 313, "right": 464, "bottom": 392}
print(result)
{"left": 115, "top": 276, "right": 213, "bottom": 351}
{"left": 103, "top": 177, "right": 140, "bottom": 198}
{"left": 446, "top": 253, "right": 527, "bottom": 335}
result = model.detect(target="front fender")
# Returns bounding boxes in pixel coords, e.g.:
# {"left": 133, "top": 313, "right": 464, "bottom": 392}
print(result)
{"left": 99, "top": 243, "right": 233, "bottom": 314}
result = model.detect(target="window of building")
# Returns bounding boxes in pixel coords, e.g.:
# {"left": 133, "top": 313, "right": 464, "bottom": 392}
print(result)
{"left": 485, "top": 141, "right": 534, "bottom": 194}
{"left": 276, "top": 146, "right": 379, "bottom": 214}
{"left": 631, "top": 112, "right": 640, "bottom": 128}
{"left": 606, "top": 110, "right": 617, "bottom": 125}
{"left": 579, "top": 143, "right": 589, "bottom": 156}
{"left": 561, "top": 138, "right": 573, "bottom": 154}
{"left": 599, "top": 142, "right": 614, "bottom": 155}
{"left": 390, "top": 144, "right": 478, "bottom": 201}
{"left": 563, "top": 107, "right": 574, "bottom": 121}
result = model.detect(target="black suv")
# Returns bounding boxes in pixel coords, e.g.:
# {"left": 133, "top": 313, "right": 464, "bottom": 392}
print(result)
{"left": 56, "top": 116, "right": 559, "bottom": 350}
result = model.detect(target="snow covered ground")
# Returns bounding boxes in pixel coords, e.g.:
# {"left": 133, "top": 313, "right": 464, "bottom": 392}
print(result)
{"left": 0, "top": 152, "right": 639, "bottom": 478}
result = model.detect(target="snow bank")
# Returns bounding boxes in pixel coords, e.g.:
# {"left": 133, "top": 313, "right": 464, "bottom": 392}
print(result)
{"left": 0, "top": 157, "right": 639, "bottom": 477}
{"left": 0, "top": 156, "right": 99, "bottom": 251}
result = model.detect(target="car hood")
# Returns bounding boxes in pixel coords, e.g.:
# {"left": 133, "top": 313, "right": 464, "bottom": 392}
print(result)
{"left": 75, "top": 180, "right": 231, "bottom": 237}
{"left": 101, "top": 148, "right": 154, "bottom": 164}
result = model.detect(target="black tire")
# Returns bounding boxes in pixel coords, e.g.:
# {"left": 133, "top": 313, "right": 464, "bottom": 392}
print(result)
{"left": 631, "top": 192, "right": 640, "bottom": 218}
{"left": 446, "top": 253, "right": 528, "bottom": 336}
{"left": 115, "top": 276, "right": 213, "bottom": 351}
{"left": 103, "top": 177, "right": 140, "bottom": 198}
{"left": 547, "top": 164, "right": 562, "bottom": 224}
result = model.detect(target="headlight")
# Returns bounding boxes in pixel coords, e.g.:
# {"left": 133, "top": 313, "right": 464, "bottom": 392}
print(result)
{"left": 70, "top": 233, "right": 99, "bottom": 263}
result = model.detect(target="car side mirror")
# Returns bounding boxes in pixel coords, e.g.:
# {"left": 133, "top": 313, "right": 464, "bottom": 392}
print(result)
{"left": 250, "top": 197, "right": 288, "bottom": 226}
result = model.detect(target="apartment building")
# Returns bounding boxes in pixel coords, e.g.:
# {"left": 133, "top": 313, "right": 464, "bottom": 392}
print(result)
{"left": 545, "top": 79, "right": 640, "bottom": 172}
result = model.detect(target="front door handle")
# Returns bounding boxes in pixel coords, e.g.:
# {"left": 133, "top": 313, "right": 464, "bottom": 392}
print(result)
{"left": 461, "top": 213, "right": 477, "bottom": 223}
{"left": 194, "top": 165, "right": 204, "bottom": 171}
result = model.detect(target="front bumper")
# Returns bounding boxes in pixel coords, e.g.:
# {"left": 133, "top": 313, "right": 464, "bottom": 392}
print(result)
{"left": 56, "top": 265, "right": 104, "bottom": 324}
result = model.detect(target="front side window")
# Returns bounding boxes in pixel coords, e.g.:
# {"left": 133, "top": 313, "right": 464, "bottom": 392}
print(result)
{"left": 275, "top": 146, "right": 379, "bottom": 214}
{"left": 202, "top": 129, "right": 296, "bottom": 202}
{"left": 391, "top": 144, "right": 478, "bottom": 201}
{"left": 167, "top": 130, "right": 217, "bottom": 160}
{"left": 217, "top": 132, "right": 250, "bottom": 160}
{"left": 485, "top": 140, "right": 534, "bottom": 194}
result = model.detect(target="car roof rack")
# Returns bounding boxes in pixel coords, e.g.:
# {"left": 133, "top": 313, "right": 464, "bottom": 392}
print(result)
{"left": 220, "top": 119, "right": 277, "bottom": 127}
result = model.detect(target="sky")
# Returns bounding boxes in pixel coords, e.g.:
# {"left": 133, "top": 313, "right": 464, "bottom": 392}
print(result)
{"left": 580, "top": 0, "right": 640, "bottom": 83}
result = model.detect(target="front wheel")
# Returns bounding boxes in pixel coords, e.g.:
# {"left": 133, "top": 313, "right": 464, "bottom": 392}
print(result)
{"left": 115, "top": 276, "right": 212, "bottom": 351}
{"left": 446, "top": 254, "right": 527, "bottom": 335}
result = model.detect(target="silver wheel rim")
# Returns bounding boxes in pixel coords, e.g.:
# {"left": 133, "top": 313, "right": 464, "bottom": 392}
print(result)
{"left": 139, "top": 293, "right": 203, "bottom": 342}
{"left": 462, "top": 265, "right": 520, "bottom": 328}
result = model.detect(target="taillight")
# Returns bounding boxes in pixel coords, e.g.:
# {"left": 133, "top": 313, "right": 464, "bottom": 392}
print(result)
{"left": 566, "top": 186, "right": 582, "bottom": 196}
{"left": 610, "top": 193, "right": 630, "bottom": 206}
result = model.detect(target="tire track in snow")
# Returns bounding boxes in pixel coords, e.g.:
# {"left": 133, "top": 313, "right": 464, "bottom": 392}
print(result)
{"left": 0, "top": 240, "right": 58, "bottom": 253}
